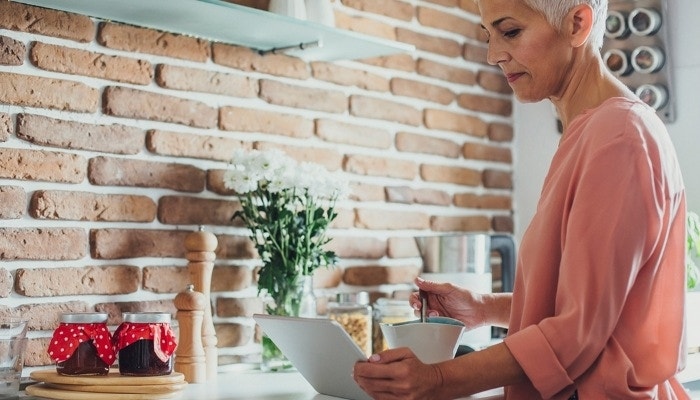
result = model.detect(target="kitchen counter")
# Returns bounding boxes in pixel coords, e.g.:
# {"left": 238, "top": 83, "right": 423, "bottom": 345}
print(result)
{"left": 176, "top": 370, "right": 700, "bottom": 400}
{"left": 178, "top": 372, "right": 700, "bottom": 399}
{"left": 19, "top": 367, "right": 700, "bottom": 399}
{"left": 180, "top": 369, "right": 503, "bottom": 400}
{"left": 20, "top": 368, "right": 503, "bottom": 400}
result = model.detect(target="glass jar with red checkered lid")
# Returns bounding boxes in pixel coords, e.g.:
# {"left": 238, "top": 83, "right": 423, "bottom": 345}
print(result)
{"left": 113, "top": 312, "right": 177, "bottom": 376}
{"left": 48, "top": 312, "right": 115, "bottom": 376}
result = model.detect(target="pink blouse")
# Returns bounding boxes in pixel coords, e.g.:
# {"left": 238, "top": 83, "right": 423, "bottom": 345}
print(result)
{"left": 504, "top": 98, "right": 689, "bottom": 399}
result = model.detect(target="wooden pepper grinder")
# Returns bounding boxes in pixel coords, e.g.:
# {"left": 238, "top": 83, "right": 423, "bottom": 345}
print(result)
{"left": 185, "top": 227, "right": 218, "bottom": 381}
{"left": 174, "top": 284, "right": 206, "bottom": 383}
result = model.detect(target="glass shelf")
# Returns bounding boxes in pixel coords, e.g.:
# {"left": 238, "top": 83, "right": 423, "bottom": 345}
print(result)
{"left": 14, "top": 0, "right": 415, "bottom": 61}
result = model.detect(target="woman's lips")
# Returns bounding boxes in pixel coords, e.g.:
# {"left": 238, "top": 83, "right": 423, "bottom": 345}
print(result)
{"left": 506, "top": 72, "right": 524, "bottom": 83}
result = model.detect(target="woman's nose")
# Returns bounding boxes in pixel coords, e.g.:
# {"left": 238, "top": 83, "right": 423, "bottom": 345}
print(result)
{"left": 486, "top": 42, "right": 508, "bottom": 66}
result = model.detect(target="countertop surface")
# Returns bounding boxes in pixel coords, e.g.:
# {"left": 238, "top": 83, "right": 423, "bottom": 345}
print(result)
{"left": 181, "top": 370, "right": 503, "bottom": 400}
{"left": 19, "top": 368, "right": 503, "bottom": 400}
{"left": 19, "top": 368, "right": 700, "bottom": 399}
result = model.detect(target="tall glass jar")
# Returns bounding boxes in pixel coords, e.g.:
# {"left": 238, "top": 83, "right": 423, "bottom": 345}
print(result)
{"left": 372, "top": 298, "right": 415, "bottom": 354}
{"left": 328, "top": 292, "right": 372, "bottom": 357}
{"left": 49, "top": 313, "right": 115, "bottom": 376}
{"left": 113, "top": 312, "right": 177, "bottom": 376}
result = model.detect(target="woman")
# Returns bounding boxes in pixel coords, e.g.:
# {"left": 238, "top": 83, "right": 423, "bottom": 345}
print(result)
{"left": 353, "top": 0, "right": 689, "bottom": 399}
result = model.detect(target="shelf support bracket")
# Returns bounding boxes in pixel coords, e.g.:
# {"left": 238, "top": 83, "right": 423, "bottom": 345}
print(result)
{"left": 258, "top": 40, "right": 321, "bottom": 56}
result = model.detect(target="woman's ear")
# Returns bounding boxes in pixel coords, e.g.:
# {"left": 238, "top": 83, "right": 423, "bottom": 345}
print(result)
{"left": 567, "top": 4, "right": 594, "bottom": 48}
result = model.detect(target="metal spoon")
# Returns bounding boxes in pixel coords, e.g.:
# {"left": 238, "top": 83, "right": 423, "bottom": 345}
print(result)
{"left": 419, "top": 289, "right": 428, "bottom": 323}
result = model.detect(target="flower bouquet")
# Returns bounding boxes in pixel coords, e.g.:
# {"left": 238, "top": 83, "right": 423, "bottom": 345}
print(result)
{"left": 223, "top": 149, "right": 348, "bottom": 370}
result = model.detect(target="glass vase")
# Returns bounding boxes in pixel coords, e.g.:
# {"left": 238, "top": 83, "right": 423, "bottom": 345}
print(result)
{"left": 261, "top": 275, "right": 316, "bottom": 372}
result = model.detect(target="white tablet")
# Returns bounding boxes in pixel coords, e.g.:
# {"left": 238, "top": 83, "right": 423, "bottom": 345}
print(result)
{"left": 253, "top": 314, "right": 372, "bottom": 400}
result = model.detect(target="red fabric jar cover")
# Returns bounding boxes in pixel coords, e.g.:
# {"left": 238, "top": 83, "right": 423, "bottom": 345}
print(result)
{"left": 48, "top": 323, "right": 116, "bottom": 365}
{"left": 113, "top": 322, "right": 177, "bottom": 362}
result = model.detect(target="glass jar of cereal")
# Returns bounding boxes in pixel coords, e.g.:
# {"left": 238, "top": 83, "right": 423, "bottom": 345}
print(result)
{"left": 328, "top": 292, "right": 372, "bottom": 357}
{"left": 372, "top": 298, "right": 415, "bottom": 354}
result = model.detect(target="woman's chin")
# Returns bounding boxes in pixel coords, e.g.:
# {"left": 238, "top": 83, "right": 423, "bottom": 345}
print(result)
{"left": 513, "top": 91, "right": 546, "bottom": 104}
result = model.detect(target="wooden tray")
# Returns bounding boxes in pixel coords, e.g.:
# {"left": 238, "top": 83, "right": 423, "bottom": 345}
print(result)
{"left": 46, "top": 381, "right": 187, "bottom": 394}
{"left": 27, "top": 369, "right": 186, "bottom": 399}
{"left": 30, "top": 369, "right": 185, "bottom": 386}
{"left": 26, "top": 383, "right": 184, "bottom": 400}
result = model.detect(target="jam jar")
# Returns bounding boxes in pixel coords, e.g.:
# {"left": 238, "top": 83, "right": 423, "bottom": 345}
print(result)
{"left": 49, "top": 313, "right": 115, "bottom": 376}
{"left": 114, "top": 312, "right": 177, "bottom": 376}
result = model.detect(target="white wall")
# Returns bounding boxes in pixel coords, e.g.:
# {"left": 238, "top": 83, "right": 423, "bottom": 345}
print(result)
{"left": 513, "top": 0, "right": 700, "bottom": 241}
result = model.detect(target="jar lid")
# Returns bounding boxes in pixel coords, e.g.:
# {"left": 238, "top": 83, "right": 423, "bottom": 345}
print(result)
{"left": 122, "top": 312, "right": 171, "bottom": 324}
{"left": 60, "top": 313, "right": 108, "bottom": 324}
{"left": 635, "top": 84, "right": 668, "bottom": 110}
{"left": 603, "top": 48, "right": 630, "bottom": 77}
{"left": 604, "top": 10, "right": 628, "bottom": 39}
{"left": 629, "top": 7, "right": 661, "bottom": 36}
{"left": 336, "top": 291, "right": 370, "bottom": 305}
{"left": 631, "top": 45, "right": 665, "bottom": 74}
{"left": 373, "top": 298, "right": 414, "bottom": 314}
{"left": 374, "top": 298, "right": 412, "bottom": 308}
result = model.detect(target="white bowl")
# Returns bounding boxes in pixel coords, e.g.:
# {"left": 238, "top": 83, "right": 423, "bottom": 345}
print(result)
{"left": 380, "top": 316, "right": 465, "bottom": 364}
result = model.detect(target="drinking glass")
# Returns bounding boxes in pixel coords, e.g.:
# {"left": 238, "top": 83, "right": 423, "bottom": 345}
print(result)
{"left": 0, "top": 337, "right": 27, "bottom": 400}
{"left": 0, "top": 319, "right": 26, "bottom": 341}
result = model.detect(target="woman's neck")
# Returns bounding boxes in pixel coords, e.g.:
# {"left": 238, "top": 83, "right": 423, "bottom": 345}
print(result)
{"left": 550, "top": 47, "right": 635, "bottom": 133}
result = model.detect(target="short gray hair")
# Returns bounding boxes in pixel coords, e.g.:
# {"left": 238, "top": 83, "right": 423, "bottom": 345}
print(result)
{"left": 476, "top": 0, "right": 608, "bottom": 49}
{"left": 522, "top": 0, "right": 608, "bottom": 49}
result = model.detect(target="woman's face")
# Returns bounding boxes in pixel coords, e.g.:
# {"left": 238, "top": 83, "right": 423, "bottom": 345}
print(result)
{"left": 479, "top": 0, "right": 575, "bottom": 102}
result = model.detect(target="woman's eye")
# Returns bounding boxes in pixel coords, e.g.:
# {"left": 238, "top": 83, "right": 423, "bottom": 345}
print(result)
{"left": 504, "top": 29, "right": 521, "bottom": 38}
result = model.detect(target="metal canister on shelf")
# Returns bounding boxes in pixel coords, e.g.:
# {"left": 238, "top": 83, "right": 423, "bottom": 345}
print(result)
{"left": 328, "top": 292, "right": 372, "bottom": 357}
{"left": 603, "top": 48, "right": 632, "bottom": 77}
{"left": 113, "top": 312, "right": 177, "bottom": 376}
{"left": 635, "top": 84, "right": 669, "bottom": 110}
{"left": 372, "top": 298, "right": 415, "bottom": 354}
{"left": 605, "top": 10, "right": 630, "bottom": 39}
{"left": 628, "top": 7, "right": 662, "bottom": 37}
{"left": 49, "top": 313, "right": 115, "bottom": 376}
{"left": 631, "top": 45, "right": 665, "bottom": 74}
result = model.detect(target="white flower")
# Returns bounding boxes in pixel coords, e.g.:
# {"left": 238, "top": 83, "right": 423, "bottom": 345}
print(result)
{"left": 223, "top": 167, "right": 257, "bottom": 194}
{"left": 251, "top": 149, "right": 287, "bottom": 181}
{"left": 225, "top": 149, "right": 347, "bottom": 201}
{"left": 267, "top": 162, "right": 296, "bottom": 193}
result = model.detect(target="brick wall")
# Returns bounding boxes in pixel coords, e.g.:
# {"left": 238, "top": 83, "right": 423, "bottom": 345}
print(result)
{"left": 0, "top": 0, "right": 513, "bottom": 367}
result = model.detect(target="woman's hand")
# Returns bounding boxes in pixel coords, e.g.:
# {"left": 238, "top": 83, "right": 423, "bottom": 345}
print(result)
{"left": 353, "top": 348, "right": 444, "bottom": 400}
{"left": 409, "top": 277, "right": 511, "bottom": 328}
{"left": 354, "top": 342, "right": 527, "bottom": 400}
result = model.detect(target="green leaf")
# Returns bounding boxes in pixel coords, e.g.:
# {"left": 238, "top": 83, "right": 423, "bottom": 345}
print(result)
{"left": 688, "top": 260, "right": 699, "bottom": 291}
{"left": 688, "top": 211, "right": 700, "bottom": 257}
{"left": 688, "top": 211, "right": 700, "bottom": 290}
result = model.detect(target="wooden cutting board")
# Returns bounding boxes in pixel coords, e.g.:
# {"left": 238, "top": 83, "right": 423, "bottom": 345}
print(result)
{"left": 30, "top": 369, "right": 185, "bottom": 386}
{"left": 26, "top": 383, "right": 184, "bottom": 400}
{"left": 45, "top": 381, "right": 188, "bottom": 394}
{"left": 27, "top": 369, "right": 187, "bottom": 399}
